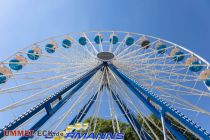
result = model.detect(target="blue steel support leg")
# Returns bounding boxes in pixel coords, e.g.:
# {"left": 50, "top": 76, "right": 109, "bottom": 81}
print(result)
{"left": 108, "top": 63, "right": 210, "bottom": 140}
{"left": 110, "top": 88, "right": 151, "bottom": 140}
{"left": 108, "top": 63, "right": 187, "bottom": 140}
{"left": 19, "top": 79, "right": 90, "bottom": 140}
{"left": 0, "top": 63, "right": 103, "bottom": 139}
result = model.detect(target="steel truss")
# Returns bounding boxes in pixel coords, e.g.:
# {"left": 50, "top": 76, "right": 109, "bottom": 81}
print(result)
{"left": 0, "top": 62, "right": 209, "bottom": 140}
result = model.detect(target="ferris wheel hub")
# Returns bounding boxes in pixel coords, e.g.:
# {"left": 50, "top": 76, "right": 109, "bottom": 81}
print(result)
{"left": 97, "top": 52, "right": 114, "bottom": 61}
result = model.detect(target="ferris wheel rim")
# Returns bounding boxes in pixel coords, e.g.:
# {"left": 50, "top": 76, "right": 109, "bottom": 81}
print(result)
{"left": 0, "top": 30, "right": 210, "bottom": 140}
{"left": 0, "top": 30, "right": 209, "bottom": 67}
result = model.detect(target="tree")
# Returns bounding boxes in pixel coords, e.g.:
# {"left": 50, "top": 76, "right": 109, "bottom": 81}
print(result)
{"left": 84, "top": 114, "right": 199, "bottom": 140}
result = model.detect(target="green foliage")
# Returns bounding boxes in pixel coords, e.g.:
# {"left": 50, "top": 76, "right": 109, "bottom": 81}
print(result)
{"left": 84, "top": 117, "right": 138, "bottom": 140}
{"left": 84, "top": 114, "right": 199, "bottom": 140}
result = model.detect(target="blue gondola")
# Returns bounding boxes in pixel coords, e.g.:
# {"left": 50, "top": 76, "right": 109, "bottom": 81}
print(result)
{"left": 190, "top": 61, "right": 203, "bottom": 72}
{"left": 79, "top": 37, "right": 87, "bottom": 46}
{"left": 94, "top": 35, "right": 103, "bottom": 44}
{"left": 62, "top": 39, "right": 71, "bottom": 48}
{"left": 156, "top": 44, "right": 167, "bottom": 54}
{"left": 45, "top": 44, "right": 56, "bottom": 53}
{"left": 9, "top": 59, "right": 23, "bottom": 70}
{"left": 173, "top": 51, "right": 185, "bottom": 62}
{"left": 110, "top": 35, "right": 118, "bottom": 44}
{"left": 27, "top": 50, "right": 39, "bottom": 60}
{"left": 205, "top": 77, "right": 210, "bottom": 86}
{"left": 0, "top": 73, "right": 6, "bottom": 84}
{"left": 126, "top": 37, "right": 134, "bottom": 46}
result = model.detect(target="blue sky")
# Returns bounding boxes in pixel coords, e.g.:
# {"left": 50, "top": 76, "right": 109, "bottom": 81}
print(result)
{"left": 0, "top": 0, "right": 210, "bottom": 62}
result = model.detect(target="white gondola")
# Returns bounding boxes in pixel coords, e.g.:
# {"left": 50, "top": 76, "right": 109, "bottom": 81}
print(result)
{"left": 185, "top": 56, "right": 197, "bottom": 66}
{"left": 139, "top": 36, "right": 150, "bottom": 49}
{"left": 200, "top": 69, "right": 210, "bottom": 87}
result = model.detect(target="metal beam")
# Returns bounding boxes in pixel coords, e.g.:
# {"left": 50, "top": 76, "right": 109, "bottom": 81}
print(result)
{"left": 0, "top": 63, "right": 103, "bottom": 139}
{"left": 108, "top": 63, "right": 190, "bottom": 140}
{"left": 108, "top": 63, "right": 210, "bottom": 140}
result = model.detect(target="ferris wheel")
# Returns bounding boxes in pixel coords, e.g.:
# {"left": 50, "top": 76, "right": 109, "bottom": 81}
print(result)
{"left": 0, "top": 31, "right": 210, "bottom": 140}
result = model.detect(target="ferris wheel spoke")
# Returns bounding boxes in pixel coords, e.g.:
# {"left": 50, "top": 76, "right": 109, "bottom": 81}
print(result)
{"left": 115, "top": 40, "right": 158, "bottom": 60}
{"left": 32, "top": 71, "right": 101, "bottom": 133}
{"left": 1, "top": 61, "right": 97, "bottom": 66}
{"left": 106, "top": 69, "right": 119, "bottom": 133}
{"left": 139, "top": 80, "right": 210, "bottom": 116}
{"left": 109, "top": 69, "right": 149, "bottom": 139}
{"left": 132, "top": 67, "right": 199, "bottom": 79}
{"left": 115, "top": 62, "right": 208, "bottom": 67}
{"left": 118, "top": 53, "right": 191, "bottom": 65}
{"left": 118, "top": 45, "right": 175, "bottom": 61}
{"left": 114, "top": 62, "right": 208, "bottom": 79}
{"left": 115, "top": 37, "right": 143, "bottom": 57}
{"left": 53, "top": 72, "right": 100, "bottom": 132}
{"left": 109, "top": 68, "right": 203, "bottom": 138}
{"left": 109, "top": 86, "right": 151, "bottom": 140}
{"left": 0, "top": 65, "right": 95, "bottom": 108}
{"left": 108, "top": 31, "right": 115, "bottom": 52}
{"left": 116, "top": 39, "right": 159, "bottom": 59}
{"left": 0, "top": 75, "right": 82, "bottom": 112}
{"left": 0, "top": 66, "right": 93, "bottom": 94}
{"left": 108, "top": 72, "right": 162, "bottom": 139}
{"left": 0, "top": 31, "right": 209, "bottom": 140}
{"left": 113, "top": 33, "right": 130, "bottom": 55}
{"left": 67, "top": 35, "right": 96, "bottom": 58}
{"left": 130, "top": 71, "right": 209, "bottom": 95}
{"left": 72, "top": 70, "right": 106, "bottom": 128}
{"left": 109, "top": 69, "right": 172, "bottom": 140}
{"left": 96, "top": 32, "right": 104, "bottom": 52}
{"left": 82, "top": 32, "right": 99, "bottom": 54}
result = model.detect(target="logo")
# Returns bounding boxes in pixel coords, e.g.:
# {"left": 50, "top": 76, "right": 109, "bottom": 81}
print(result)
{"left": 51, "top": 123, "right": 125, "bottom": 140}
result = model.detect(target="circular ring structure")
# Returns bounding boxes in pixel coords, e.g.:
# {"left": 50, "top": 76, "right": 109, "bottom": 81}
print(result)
{"left": 0, "top": 31, "right": 210, "bottom": 140}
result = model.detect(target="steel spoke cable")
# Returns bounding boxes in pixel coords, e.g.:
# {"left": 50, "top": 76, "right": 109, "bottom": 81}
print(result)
{"left": 120, "top": 68, "right": 209, "bottom": 95}
{"left": 108, "top": 31, "right": 115, "bottom": 52}
{"left": 52, "top": 70, "right": 101, "bottom": 132}
{"left": 115, "top": 36, "right": 145, "bottom": 57}
{"left": 116, "top": 39, "right": 159, "bottom": 59}
{"left": 109, "top": 69, "right": 162, "bottom": 140}
{"left": 108, "top": 69, "right": 151, "bottom": 140}
{"left": 113, "top": 33, "right": 130, "bottom": 55}
{"left": 117, "top": 45, "right": 174, "bottom": 61}
{"left": 138, "top": 80, "right": 210, "bottom": 116}
{"left": 106, "top": 68, "right": 118, "bottom": 133}
{"left": 0, "top": 65, "right": 94, "bottom": 93}
{"left": 0, "top": 70, "right": 88, "bottom": 112}
{"left": 110, "top": 76, "right": 175, "bottom": 140}
{"left": 73, "top": 70, "right": 106, "bottom": 127}
{"left": 82, "top": 32, "right": 99, "bottom": 55}
{"left": 62, "top": 35, "right": 96, "bottom": 58}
